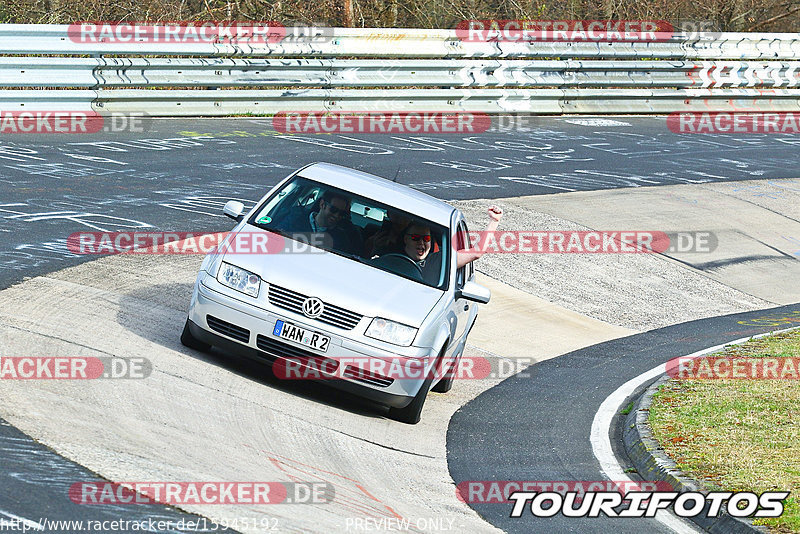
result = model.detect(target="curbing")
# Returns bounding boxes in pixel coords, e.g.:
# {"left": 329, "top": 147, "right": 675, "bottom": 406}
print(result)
{"left": 623, "top": 375, "right": 766, "bottom": 534}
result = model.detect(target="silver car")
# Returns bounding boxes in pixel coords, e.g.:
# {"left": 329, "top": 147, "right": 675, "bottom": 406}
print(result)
{"left": 181, "top": 162, "right": 490, "bottom": 423}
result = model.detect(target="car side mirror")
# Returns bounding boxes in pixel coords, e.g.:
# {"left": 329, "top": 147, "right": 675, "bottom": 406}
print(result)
{"left": 223, "top": 200, "right": 245, "bottom": 222}
{"left": 456, "top": 280, "right": 491, "bottom": 304}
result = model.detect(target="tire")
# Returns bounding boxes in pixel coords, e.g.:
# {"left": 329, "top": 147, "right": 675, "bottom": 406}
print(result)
{"left": 180, "top": 318, "right": 211, "bottom": 352}
{"left": 387, "top": 373, "right": 432, "bottom": 424}
{"left": 388, "top": 349, "right": 443, "bottom": 424}
{"left": 431, "top": 354, "right": 457, "bottom": 393}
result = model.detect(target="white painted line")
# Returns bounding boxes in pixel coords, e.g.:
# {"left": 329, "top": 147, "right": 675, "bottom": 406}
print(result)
{"left": 0, "top": 510, "right": 43, "bottom": 530}
{"left": 591, "top": 361, "right": 705, "bottom": 533}
{"left": 591, "top": 325, "right": 800, "bottom": 533}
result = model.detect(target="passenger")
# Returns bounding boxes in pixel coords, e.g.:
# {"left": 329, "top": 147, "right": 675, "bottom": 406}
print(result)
{"left": 395, "top": 206, "right": 503, "bottom": 284}
{"left": 281, "top": 190, "right": 362, "bottom": 255}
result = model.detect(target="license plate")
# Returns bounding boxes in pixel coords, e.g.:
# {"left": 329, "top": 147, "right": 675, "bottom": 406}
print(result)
{"left": 273, "top": 320, "right": 330, "bottom": 353}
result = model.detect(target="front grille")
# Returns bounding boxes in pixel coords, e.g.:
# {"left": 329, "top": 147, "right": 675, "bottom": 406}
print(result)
{"left": 256, "top": 334, "right": 340, "bottom": 374}
{"left": 343, "top": 366, "right": 394, "bottom": 388}
{"left": 206, "top": 315, "right": 250, "bottom": 344}
{"left": 267, "top": 284, "right": 362, "bottom": 330}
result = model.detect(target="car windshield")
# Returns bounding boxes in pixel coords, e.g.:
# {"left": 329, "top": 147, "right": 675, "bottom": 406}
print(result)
{"left": 248, "top": 175, "right": 450, "bottom": 289}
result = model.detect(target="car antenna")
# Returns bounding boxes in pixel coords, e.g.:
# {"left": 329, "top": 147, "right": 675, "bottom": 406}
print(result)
{"left": 392, "top": 167, "right": 400, "bottom": 183}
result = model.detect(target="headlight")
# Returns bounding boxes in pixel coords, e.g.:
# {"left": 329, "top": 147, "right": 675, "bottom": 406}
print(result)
{"left": 365, "top": 318, "right": 418, "bottom": 346}
{"left": 216, "top": 262, "right": 260, "bottom": 298}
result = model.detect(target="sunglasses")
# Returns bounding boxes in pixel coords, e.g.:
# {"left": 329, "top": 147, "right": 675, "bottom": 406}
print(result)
{"left": 407, "top": 234, "right": 431, "bottom": 243}
{"left": 325, "top": 203, "right": 349, "bottom": 216}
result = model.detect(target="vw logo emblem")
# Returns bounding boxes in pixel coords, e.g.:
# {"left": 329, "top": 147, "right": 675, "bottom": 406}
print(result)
{"left": 302, "top": 297, "right": 324, "bottom": 318}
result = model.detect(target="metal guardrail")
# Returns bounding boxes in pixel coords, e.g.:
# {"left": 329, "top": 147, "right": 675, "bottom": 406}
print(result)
{"left": 2, "top": 25, "right": 800, "bottom": 59}
{"left": 4, "top": 87, "right": 800, "bottom": 115}
{"left": 2, "top": 58, "right": 799, "bottom": 89}
{"left": 1, "top": 25, "right": 799, "bottom": 114}
{"left": 0, "top": 89, "right": 96, "bottom": 111}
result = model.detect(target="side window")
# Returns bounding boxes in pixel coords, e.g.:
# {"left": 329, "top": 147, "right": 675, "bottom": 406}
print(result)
{"left": 456, "top": 221, "right": 470, "bottom": 289}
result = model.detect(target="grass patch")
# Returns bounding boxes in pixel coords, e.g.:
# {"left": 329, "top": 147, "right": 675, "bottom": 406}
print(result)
{"left": 649, "top": 329, "right": 800, "bottom": 533}
{"left": 620, "top": 401, "right": 634, "bottom": 415}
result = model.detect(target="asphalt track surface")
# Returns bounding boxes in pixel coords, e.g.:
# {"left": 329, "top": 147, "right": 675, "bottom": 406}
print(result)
{"left": 447, "top": 303, "right": 800, "bottom": 533}
{"left": 0, "top": 117, "right": 798, "bottom": 532}
{"left": 0, "top": 420, "right": 235, "bottom": 533}
{"left": 1, "top": 116, "right": 799, "bottom": 288}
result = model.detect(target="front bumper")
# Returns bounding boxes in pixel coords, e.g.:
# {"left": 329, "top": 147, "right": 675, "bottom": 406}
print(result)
{"left": 188, "top": 275, "right": 434, "bottom": 409}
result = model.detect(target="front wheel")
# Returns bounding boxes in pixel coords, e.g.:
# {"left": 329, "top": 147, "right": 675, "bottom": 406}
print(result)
{"left": 180, "top": 318, "right": 211, "bottom": 352}
{"left": 388, "top": 372, "right": 434, "bottom": 424}
{"left": 431, "top": 352, "right": 459, "bottom": 393}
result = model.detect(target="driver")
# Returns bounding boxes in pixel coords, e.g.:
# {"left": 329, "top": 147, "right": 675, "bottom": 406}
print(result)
{"left": 281, "top": 190, "right": 362, "bottom": 255}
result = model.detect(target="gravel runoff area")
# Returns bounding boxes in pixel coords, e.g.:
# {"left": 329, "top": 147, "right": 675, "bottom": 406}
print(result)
{"left": 451, "top": 200, "right": 768, "bottom": 332}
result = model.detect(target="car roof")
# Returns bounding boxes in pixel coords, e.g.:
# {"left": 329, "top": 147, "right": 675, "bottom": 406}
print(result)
{"left": 297, "top": 162, "right": 456, "bottom": 227}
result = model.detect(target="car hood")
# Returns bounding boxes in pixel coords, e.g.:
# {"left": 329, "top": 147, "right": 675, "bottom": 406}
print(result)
{"left": 221, "top": 229, "right": 445, "bottom": 328}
